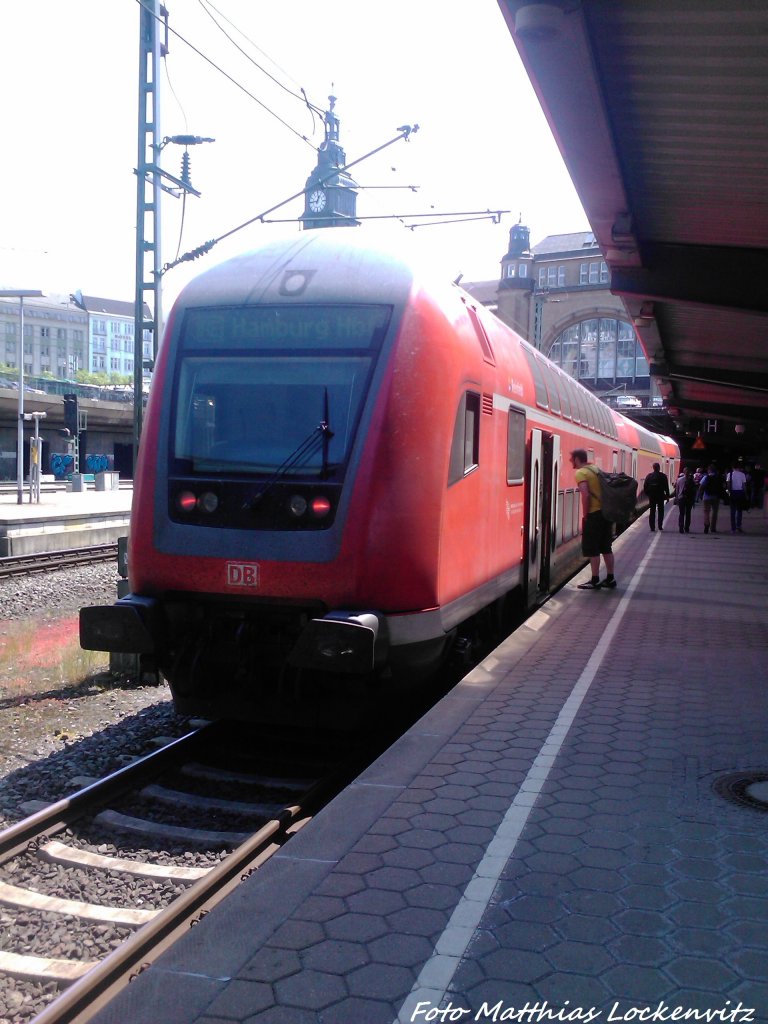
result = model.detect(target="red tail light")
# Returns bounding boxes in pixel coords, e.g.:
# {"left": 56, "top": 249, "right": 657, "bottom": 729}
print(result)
{"left": 177, "top": 491, "right": 197, "bottom": 513}
{"left": 311, "top": 496, "right": 332, "bottom": 518}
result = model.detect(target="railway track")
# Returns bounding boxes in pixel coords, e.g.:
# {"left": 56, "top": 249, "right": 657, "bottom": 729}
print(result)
{"left": 0, "top": 545, "right": 118, "bottom": 580}
{"left": 0, "top": 721, "right": 352, "bottom": 1024}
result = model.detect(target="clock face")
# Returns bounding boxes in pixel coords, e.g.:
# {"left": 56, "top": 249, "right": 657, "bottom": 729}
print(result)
{"left": 308, "top": 189, "right": 326, "bottom": 213}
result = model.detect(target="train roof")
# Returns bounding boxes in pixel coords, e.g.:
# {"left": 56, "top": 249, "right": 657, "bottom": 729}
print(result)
{"left": 172, "top": 231, "right": 444, "bottom": 311}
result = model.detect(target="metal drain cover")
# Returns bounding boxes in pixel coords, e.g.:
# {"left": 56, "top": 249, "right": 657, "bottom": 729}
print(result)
{"left": 713, "top": 772, "right": 768, "bottom": 812}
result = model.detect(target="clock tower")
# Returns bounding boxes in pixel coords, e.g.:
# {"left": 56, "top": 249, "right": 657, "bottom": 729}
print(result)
{"left": 302, "top": 96, "right": 359, "bottom": 230}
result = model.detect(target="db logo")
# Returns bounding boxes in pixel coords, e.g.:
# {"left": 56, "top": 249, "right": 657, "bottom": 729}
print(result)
{"left": 226, "top": 562, "right": 260, "bottom": 588}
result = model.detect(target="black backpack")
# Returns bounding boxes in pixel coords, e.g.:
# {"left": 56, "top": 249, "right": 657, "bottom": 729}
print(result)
{"left": 591, "top": 468, "right": 639, "bottom": 524}
{"left": 644, "top": 473, "right": 663, "bottom": 498}
{"left": 703, "top": 472, "right": 723, "bottom": 499}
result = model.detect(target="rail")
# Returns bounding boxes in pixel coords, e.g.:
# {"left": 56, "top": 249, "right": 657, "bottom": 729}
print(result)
{"left": 0, "top": 544, "right": 118, "bottom": 579}
{"left": 0, "top": 722, "right": 353, "bottom": 1024}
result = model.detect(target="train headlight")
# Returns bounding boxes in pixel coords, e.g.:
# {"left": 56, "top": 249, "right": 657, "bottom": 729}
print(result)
{"left": 288, "top": 494, "right": 308, "bottom": 517}
{"left": 311, "top": 496, "right": 332, "bottom": 518}
{"left": 176, "top": 491, "right": 198, "bottom": 513}
{"left": 198, "top": 491, "right": 219, "bottom": 513}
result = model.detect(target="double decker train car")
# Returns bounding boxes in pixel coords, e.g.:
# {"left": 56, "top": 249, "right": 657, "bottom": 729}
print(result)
{"left": 80, "top": 233, "right": 678, "bottom": 722}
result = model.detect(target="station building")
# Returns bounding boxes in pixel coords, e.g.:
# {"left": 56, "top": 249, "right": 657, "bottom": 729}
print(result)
{"left": 0, "top": 293, "right": 88, "bottom": 381}
{"left": 465, "top": 224, "right": 657, "bottom": 409}
{"left": 0, "top": 292, "right": 151, "bottom": 383}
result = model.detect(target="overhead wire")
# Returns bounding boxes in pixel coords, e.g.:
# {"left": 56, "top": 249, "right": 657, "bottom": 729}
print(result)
{"left": 160, "top": 56, "right": 192, "bottom": 263}
{"left": 137, "top": 0, "right": 506, "bottom": 271}
{"left": 135, "top": 0, "right": 319, "bottom": 150}
{"left": 162, "top": 125, "right": 419, "bottom": 274}
{"left": 136, "top": 0, "right": 333, "bottom": 270}
{"left": 196, "top": 0, "right": 325, "bottom": 128}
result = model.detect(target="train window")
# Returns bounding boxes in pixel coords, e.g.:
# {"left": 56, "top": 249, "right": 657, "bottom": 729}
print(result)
{"left": 605, "top": 406, "right": 618, "bottom": 440}
{"left": 557, "top": 491, "right": 564, "bottom": 545}
{"left": 592, "top": 401, "right": 603, "bottom": 435}
{"left": 565, "top": 377, "right": 581, "bottom": 424}
{"left": 590, "top": 396, "right": 600, "bottom": 432}
{"left": 539, "top": 360, "right": 561, "bottom": 414}
{"left": 520, "top": 341, "right": 549, "bottom": 409}
{"left": 575, "top": 387, "right": 590, "bottom": 428}
{"left": 171, "top": 304, "right": 391, "bottom": 477}
{"left": 506, "top": 407, "right": 526, "bottom": 484}
{"left": 556, "top": 371, "right": 572, "bottom": 419}
{"left": 606, "top": 404, "right": 615, "bottom": 437}
{"left": 598, "top": 402, "right": 611, "bottom": 437}
{"left": 465, "top": 305, "right": 496, "bottom": 365}
{"left": 448, "top": 391, "right": 480, "bottom": 485}
{"left": 175, "top": 357, "right": 372, "bottom": 477}
{"left": 591, "top": 394, "right": 602, "bottom": 432}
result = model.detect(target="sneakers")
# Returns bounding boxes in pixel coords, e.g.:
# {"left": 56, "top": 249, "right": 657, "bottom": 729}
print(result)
{"left": 577, "top": 578, "right": 617, "bottom": 591}
{"left": 578, "top": 579, "right": 602, "bottom": 590}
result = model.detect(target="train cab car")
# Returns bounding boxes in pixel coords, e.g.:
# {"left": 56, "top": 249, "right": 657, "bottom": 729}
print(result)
{"left": 80, "top": 233, "right": 678, "bottom": 722}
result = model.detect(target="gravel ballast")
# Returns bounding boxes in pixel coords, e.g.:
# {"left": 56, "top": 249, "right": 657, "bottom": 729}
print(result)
{"left": 0, "top": 560, "right": 189, "bottom": 823}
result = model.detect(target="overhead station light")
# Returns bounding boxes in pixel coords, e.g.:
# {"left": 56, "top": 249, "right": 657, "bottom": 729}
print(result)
{"left": 514, "top": 4, "right": 565, "bottom": 41}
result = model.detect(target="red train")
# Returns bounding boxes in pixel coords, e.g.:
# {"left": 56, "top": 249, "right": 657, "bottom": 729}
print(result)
{"left": 80, "top": 233, "right": 678, "bottom": 721}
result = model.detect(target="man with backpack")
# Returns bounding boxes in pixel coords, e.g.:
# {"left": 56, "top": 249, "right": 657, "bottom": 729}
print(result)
{"left": 675, "top": 467, "right": 697, "bottom": 533}
{"left": 697, "top": 464, "right": 724, "bottom": 534}
{"left": 570, "top": 448, "right": 617, "bottom": 591}
{"left": 643, "top": 462, "right": 671, "bottom": 532}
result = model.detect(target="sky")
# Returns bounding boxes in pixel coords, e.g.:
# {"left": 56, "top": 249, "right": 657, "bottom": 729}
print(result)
{"left": 0, "top": 0, "right": 589, "bottom": 313}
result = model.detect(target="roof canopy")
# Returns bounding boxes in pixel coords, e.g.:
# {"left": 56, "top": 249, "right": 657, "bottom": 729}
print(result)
{"left": 499, "top": 0, "right": 768, "bottom": 429}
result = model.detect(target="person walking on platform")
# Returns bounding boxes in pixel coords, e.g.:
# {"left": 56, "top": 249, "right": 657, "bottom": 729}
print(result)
{"left": 570, "top": 448, "right": 617, "bottom": 590}
{"left": 698, "top": 464, "right": 724, "bottom": 534}
{"left": 643, "top": 462, "right": 670, "bottom": 532}
{"left": 727, "top": 462, "right": 748, "bottom": 533}
{"left": 675, "top": 467, "right": 696, "bottom": 533}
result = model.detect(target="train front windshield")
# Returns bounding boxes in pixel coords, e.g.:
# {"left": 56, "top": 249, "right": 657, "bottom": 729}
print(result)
{"left": 172, "top": 305, "right": 391, "bottom": 477}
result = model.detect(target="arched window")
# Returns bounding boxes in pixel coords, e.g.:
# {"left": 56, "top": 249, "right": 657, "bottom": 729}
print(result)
{"left": 546, "top": 317, "right": 648, "bottom": 386}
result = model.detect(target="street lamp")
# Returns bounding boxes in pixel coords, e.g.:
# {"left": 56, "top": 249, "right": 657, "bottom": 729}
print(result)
{"left": 0, "top": 289, "right": 45, "bottom": 503}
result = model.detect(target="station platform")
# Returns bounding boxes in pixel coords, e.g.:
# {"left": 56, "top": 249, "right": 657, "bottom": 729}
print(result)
{"left": 89, "top": 499, "right": 768, "bottom": 1024}
{"left": 0, "top": 484, "right": 131, "bottom": 556}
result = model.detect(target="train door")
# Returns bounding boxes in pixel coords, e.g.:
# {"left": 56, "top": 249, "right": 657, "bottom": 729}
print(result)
{"left": 538, "top": 432, "right": 560, "bottom": 593}
{"left": 526, "top": 429, "right": 557, "bottom": 607}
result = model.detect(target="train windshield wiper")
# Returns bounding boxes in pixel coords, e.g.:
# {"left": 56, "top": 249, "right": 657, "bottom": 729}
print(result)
{"left": 321, "top": 386, "right": 333, "bottom": 480}
{"left": 250, "top": 394, "right": 335, "bottom": 506}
